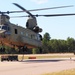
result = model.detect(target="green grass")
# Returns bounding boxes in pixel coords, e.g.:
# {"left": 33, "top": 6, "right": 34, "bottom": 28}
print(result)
{"left": 18, "top": 54, "right": 75, "bottom": 60}
{"left": 18, "top": 55, "right": 74, "bottom": 60}
{"left": 0, "top": 53, "right": 75, "bottom": 60}
{"left": 42, "top": 69, "right": 75, "bottom": 75}
{"left": 36, "top": 55, "right": 75, "bottom": 59}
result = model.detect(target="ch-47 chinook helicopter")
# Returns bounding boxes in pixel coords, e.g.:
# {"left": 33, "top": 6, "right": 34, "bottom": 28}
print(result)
{"left": 0, "top": 3, "right": 75, "bottom": 51}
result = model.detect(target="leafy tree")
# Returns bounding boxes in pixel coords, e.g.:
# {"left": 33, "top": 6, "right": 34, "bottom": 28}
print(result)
{"left": 42, "top": 32, "right": 51, "bottom": 43}
{"left": 42, "top": 32, "right": 51, "bottom": 53}
{"left": 67, "top": 37, "right": 75, "bottom": 52}
{"left": 32, "top": 48, "right": 41, "bottom": 54}
{"left": 49, "top": 39, "right": 60, "bottom": 53}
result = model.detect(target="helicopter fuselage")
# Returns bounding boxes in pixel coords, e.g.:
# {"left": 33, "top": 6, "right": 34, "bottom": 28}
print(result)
{"left": 0, "top": 22, "right": 42, "bottom": 48}
{"left": 0, "top": 4, "right": 43, "bottom": 49}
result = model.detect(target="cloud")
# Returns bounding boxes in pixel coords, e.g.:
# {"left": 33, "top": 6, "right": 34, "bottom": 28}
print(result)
{"left": 31, "top": 0, "right": 48, "bottom": 4}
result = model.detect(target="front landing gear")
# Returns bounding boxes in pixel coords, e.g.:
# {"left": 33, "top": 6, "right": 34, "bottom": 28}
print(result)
{"left": 18, "top": 46, "right": 27, "bottom": 61}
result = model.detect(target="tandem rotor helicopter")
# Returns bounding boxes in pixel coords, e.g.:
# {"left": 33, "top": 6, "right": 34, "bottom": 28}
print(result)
{"left": 0, "top": 3, "right": 75, "bottom": 50}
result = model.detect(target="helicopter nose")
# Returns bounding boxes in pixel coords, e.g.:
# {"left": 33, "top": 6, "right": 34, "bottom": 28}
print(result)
{"left": 0, "top": 30, "right": 6, "bottom": 34}
{"left": 0, "top": 30, "right": 6, "bottom": 38}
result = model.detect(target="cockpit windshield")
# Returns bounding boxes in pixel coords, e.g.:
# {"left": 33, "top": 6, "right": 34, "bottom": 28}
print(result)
{"left": 0, "top": 25, "right": 10, "bottom": 31}
{"left": 2, "top": 26, "right": 7, "bottom": 30}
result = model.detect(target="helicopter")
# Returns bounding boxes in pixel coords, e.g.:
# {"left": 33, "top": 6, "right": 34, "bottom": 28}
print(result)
{"left": 0, "top": 3, "right": 75, "bottom": 51}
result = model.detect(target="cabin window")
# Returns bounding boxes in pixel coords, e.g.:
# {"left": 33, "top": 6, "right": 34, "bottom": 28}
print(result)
{"left": 0, "top": 26, "right": 1, "bottom": 28}
{"left": 0, "top": 26, "right": 1, "bottom": 30}
{"left": 8, "top": 27, "right": 10, "bottom": 31}
{"left": 31, "top": 34, "right": 35, "bottom": 39}
{"left": 15, "top": 29, "right": 18, "bottom": 34}
{"left": 37, "top": 34, "right": 40, "bottom": 40}
{"left": 21, "top": 32, "right": 23, "bottom": 35}
{"left": 26, "top": 33, "right": 28, "bottom": 37}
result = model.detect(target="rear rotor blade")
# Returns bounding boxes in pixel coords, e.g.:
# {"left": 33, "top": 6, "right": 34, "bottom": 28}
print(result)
{"left": 38, "top": 13, "right": 75, "bottom": 17}
{"left": 11, "top": 13, "right": 75, "bottom": 18}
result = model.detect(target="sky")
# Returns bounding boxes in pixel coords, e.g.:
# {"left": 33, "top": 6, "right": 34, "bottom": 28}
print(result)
{"left": 0, "top": 0, "right": 75, "bottom": 40}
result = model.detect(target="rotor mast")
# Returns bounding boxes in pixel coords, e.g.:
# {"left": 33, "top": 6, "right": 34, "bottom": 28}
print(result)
{"left": 0, "top": 15, "right": 10, "bottom": 25}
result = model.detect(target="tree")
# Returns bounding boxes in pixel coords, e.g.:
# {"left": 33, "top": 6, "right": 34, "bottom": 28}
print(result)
{"left": 43, "top": 32, "right": 51, "bottom": 43}
{"left": 67, "top": 37, "right": 75, "bottom": 52}
{"left": 49, "top": 39, "right": 60, "bottom": 53}
{"left": 42, "top": 32, "right": 51, "bottom": 53}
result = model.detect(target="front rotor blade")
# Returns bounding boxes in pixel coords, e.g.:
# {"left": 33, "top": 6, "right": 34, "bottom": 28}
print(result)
{"left": 29, "top": 5, "right": 73, "bottom": 11}
{"left": 9, "top": 5, "right": 73, "bottom": 14}
{"left": 13, "top": 3, "right": 35, "bottom": 18}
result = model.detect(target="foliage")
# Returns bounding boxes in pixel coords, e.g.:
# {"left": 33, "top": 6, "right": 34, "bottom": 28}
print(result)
{"left": 32, "top": 48, "right": 37, "bottom": 54}
{"left": 42, "top": 32, "right": 51, "bottom": 53}
{"left": 32, "top": 48, "right": 42, "bottom": 54}
{"left": 41, "top": 33, "right": 75, "bottom": 53}
{"left": 43, "top": 32, "right": 51, "bottom": 43}
{"left": 67, "top": 37, "right": 75, "bottom": 52}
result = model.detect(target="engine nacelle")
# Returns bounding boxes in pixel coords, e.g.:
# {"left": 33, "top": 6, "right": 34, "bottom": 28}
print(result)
{"left": 26, "top": 17, "right": 37, "bottom": 30}
{"left": 33, "top": 26, "right": 42, "bottom": 33}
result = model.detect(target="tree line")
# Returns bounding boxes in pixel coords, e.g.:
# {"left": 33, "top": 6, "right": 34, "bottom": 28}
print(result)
{"left": 32, "top": 32, "right": 75, "bottom": 54}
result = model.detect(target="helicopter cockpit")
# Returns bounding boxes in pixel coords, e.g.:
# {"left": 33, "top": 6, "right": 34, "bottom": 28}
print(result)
{"left": 0, "top": 25, "right": 9, "bottom": 31}
{"left": 0, "top": 25, "right": 10, "bottom": 35}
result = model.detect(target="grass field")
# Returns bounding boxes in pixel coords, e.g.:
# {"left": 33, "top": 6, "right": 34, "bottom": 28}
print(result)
{"left": 18, "top": 55, "right": 75, "bottom": 60}
{"left": 18, "top": 53, "right": 75, "bottom": 60}
{"left": 42, "top": 69, "right": 75, "bottom": 75}
{"left": 0, "top": 53, "right": 75, "bottom": 60}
